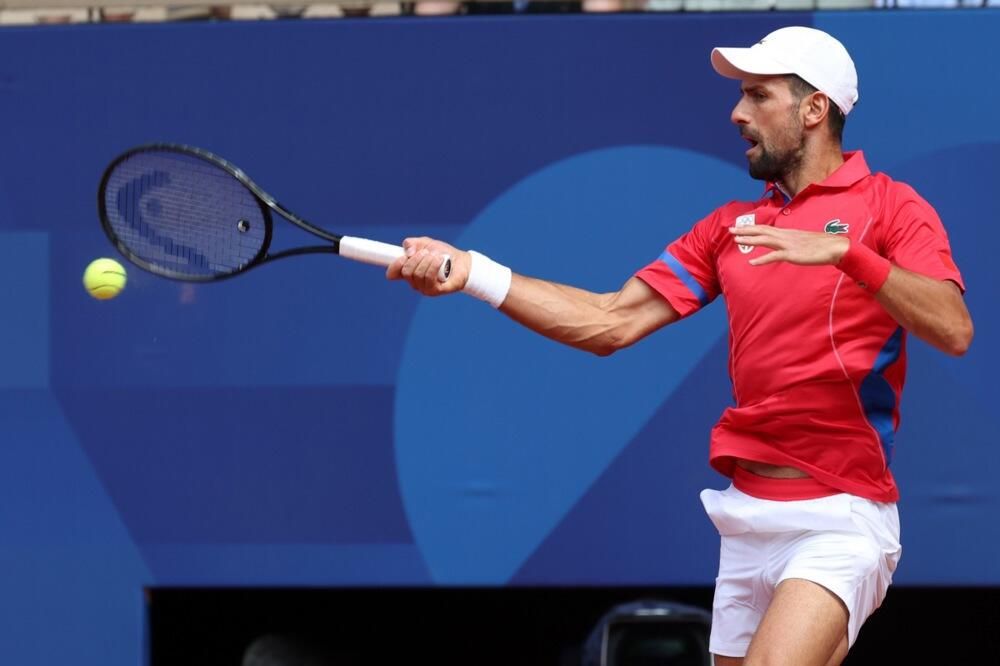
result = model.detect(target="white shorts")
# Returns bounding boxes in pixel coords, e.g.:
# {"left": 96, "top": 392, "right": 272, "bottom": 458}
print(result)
{"left": 700, "top": 485, "right": 902, "bottom": 658}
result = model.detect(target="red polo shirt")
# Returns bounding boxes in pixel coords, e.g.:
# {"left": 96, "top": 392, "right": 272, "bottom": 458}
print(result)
{"left": 636, "top": 152, "right": 964, "bottom": 502}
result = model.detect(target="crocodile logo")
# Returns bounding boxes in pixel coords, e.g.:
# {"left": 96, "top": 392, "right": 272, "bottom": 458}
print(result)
{"left": 824, "top": 219, "right": 849, "bottom": 235}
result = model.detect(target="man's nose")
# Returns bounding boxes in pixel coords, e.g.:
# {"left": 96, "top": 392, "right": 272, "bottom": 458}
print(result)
{"left": 731, "top": 100, "right": 750, "bottom": 126}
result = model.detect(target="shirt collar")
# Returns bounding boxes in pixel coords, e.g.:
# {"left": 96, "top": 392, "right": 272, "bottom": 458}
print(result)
{"left": 764, "top": 151, "right": 871, "bottom": 198}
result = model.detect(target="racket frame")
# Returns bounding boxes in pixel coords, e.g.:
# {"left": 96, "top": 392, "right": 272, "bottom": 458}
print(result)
{"left": 98, "top": 143, "right": 350, "bottom": 282}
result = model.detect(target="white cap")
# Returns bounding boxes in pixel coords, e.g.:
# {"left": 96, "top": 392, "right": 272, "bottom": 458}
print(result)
{"left": 711, "top": 26, "right": 858, "bottom": 116}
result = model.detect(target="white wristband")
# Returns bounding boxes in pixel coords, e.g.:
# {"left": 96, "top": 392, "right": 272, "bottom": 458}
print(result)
{"left": 462, "top": 251, "right": 512, "bottom": 308}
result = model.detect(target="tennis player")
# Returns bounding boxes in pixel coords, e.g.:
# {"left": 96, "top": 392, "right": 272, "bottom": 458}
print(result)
{"left": 388, "top": 26, "right": 972, "bottom": 666}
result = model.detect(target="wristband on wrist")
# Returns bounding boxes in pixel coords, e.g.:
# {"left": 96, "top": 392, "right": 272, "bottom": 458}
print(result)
{"left": 837, "top": 240, "right": 891, "bottom": 294}
{"left": 462, "top": 251, "right": 512, "bottom": 308}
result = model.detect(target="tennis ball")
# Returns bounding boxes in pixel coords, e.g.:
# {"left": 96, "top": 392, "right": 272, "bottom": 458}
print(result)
{"left": 83, "top": 258, "right": 127, "bottom": 300}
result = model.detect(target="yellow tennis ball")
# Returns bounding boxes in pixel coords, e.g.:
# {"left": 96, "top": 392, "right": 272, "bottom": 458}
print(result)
{"left": 83, "top": 258, "right": 127, "bottom": 300}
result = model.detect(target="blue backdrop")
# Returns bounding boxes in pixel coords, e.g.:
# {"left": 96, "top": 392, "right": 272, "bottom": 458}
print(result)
{"left": 0, "top": 10, "right": 997, "bottom": 664}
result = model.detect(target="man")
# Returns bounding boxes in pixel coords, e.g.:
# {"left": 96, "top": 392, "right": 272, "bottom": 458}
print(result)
{"left": 387, "top": 27, "right": 972, "bottom": 666}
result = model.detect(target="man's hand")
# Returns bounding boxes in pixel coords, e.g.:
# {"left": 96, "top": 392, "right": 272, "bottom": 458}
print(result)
{"left": 730, "top": 225, "right": 850, "bottom": 266}
{"left": 386, "top": 236, "right": 471, "bottom": 296}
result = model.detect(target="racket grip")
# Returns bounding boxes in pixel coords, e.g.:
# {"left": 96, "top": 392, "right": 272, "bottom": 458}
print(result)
{"left": 339, "top": 236, "right": 450, "bottom": 282}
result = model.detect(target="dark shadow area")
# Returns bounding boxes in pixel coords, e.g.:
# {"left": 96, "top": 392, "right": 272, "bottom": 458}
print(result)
{"left": 149, "top": 586, "right": 1000, "bottom": 665}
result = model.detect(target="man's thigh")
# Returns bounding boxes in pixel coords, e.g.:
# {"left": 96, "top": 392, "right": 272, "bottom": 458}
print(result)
{"left": 715, "top": 628, "right": 848, "bottom": 666}
{"left": 742, "top": 578, "right": 849, "bottom": 666}
{"left": 713, "top": 579, "right": 850, "bottom": 666}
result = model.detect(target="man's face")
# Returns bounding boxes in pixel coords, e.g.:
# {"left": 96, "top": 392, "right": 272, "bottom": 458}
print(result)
{"left": 730, "top": 75, "right": 806, "bottom": 183}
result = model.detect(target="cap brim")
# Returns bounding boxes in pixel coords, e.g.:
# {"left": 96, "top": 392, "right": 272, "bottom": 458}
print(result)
{"left": 711, "top": 47, "right": 794, "bottom": 79}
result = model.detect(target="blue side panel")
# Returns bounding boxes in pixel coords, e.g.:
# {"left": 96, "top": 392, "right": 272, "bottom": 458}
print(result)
{"left": 858, "top": 327, "right": 903, "bottom": 465}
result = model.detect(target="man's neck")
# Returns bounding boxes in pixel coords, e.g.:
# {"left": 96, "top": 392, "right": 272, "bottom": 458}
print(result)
{"left": 779, "top": 145, "right": 845, "bottom": 198}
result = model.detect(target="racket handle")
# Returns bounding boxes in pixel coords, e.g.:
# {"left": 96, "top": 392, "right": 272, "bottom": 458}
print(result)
{"left": 339, "top": 236, "right": 450, "bottom": 282}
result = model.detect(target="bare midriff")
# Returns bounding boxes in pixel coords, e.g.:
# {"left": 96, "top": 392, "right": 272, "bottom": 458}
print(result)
{"left": 735, "top": 458, "right": 810, "bottom": 479}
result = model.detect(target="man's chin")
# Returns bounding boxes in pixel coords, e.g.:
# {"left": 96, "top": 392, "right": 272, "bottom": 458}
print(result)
{"left": 747, "top": 163, "right": 773, "bottom": 181}
{"left": 747, "top": 155, "right": 782, "bottom": 182}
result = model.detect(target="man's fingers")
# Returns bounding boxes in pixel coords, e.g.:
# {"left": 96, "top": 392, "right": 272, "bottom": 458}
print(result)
{"left": 401, "top": 254, "right": 428, "bottom": 292}
{"left": 730, "top": 227, "right": 846, "bottom": 266}
{"left": 413, "top": 250, "right": 436, "bottom": 283}
{"left": 734, "top": 235, "right": 782, "bottom": 249}
{"left": 392, "top": 238, "right": 462, "bottom": 294}
{"left": 729, "top": 225, "right": 774, "bottom": 235}
{"left": 386, "top": 255, "right": 406, "bottom": 280}
{"left": 409, "top": 251, "right": 450, "bottom": 292}
{"left": 400, "top": 251, "right": 423, "bottom": 280}
{"left": 402, "top": 236, "right": 433, "bottom": 256}
{"left": 749, "top": 251, "right": 784, "bottom": 266}
{"left": 731, "top": 225, "right": 778, "bottom": 246}
{"left": 429, "top": 255, "right": 451, "bottom": 289}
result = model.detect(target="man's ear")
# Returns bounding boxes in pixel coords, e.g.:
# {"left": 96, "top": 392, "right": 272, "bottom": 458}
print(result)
{"left": 802, "top": 92, "right": 830, "bottom": 131}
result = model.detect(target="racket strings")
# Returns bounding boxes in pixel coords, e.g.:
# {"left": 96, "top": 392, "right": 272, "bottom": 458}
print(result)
{"left": 103, "top": 151, "right": 267, "bottom": 278}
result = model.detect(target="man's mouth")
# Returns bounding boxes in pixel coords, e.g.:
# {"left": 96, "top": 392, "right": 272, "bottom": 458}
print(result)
{"left": 742, "top": 134, "right": 760, "bottom": 157}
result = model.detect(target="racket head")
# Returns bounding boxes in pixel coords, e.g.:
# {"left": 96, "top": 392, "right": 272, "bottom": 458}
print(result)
{"left": 98, "top": 144, "right": 273, "bottom": 282}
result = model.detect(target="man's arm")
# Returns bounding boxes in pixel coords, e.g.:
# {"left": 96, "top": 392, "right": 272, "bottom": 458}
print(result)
{"left": 730, "top": 225, "right": 973, "bottom": 356}
{"left": 386, "top": 237, "right": 680, "bottom": 356}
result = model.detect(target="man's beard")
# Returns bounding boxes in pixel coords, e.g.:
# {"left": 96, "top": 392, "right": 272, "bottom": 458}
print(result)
{"left": 746, "top": 121, "right": 806, "bottom": 183}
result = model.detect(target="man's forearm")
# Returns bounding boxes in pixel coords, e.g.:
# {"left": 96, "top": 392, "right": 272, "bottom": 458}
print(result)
{"left": 874, "top": 266, "right": 972, "bottom": 356}
{"left": 387, "top": 240, "right": 679, "bottom": 354}
{"left": 498, "top": 274, "right": 625, "bottom": 356}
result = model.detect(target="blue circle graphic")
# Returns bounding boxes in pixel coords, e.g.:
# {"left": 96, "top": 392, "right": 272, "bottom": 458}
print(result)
{"left": 395, "top": 146, "right": 757, "bottom": 584}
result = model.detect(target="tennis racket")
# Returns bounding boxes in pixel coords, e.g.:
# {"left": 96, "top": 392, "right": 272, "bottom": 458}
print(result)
{"left": 97, "top": 143, "right": 450, "bottom": 282}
